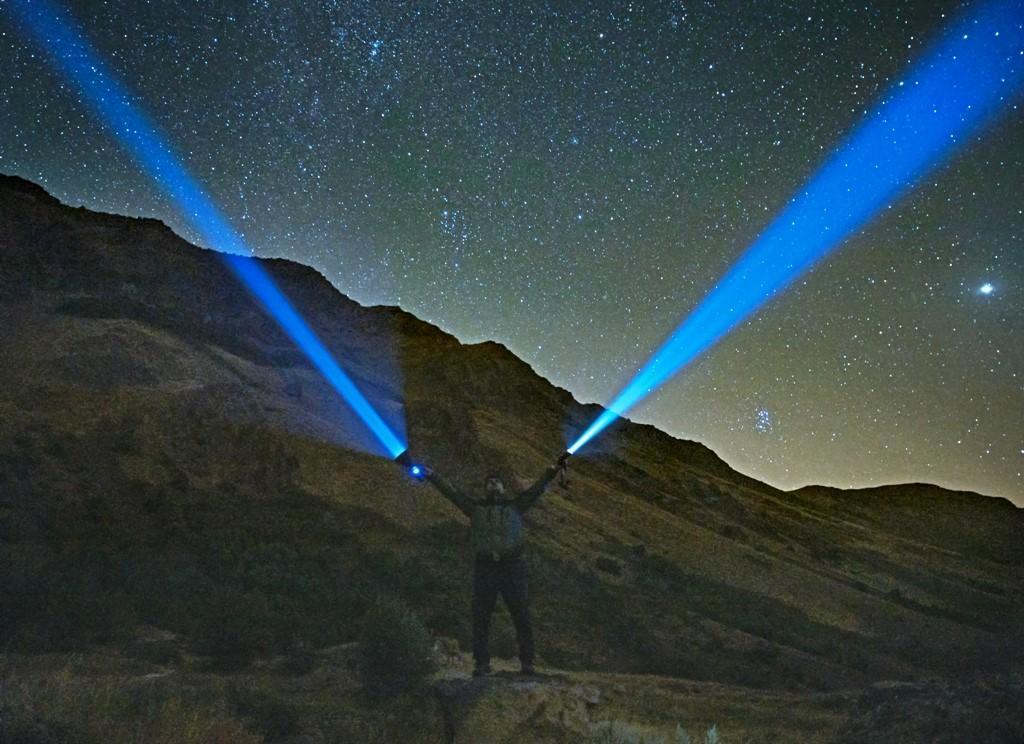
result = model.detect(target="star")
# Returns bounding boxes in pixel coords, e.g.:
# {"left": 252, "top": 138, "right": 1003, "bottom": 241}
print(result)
{"left": 979, "top": 283, "right": 995, "bottom": 295}
{"left": 755, "top": 408, "right": 774, "bottom": 434}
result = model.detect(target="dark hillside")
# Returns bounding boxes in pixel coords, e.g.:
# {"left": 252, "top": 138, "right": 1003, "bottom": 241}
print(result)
{"left": 1, "top": 174, "right": 1022, "bottom": 740}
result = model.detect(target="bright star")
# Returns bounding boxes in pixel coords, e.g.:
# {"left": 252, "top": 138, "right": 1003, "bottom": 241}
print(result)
{"left": 979, "top": 282, "right": 994, "bottom": 295}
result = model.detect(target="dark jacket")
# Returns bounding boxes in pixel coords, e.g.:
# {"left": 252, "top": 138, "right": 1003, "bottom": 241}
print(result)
{"left": 427, "top": 466, "right": 559, "bottom": 559}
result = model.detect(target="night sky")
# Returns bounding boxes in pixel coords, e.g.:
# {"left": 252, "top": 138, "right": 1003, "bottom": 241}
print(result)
{"left": 1, "top": 1, "right": 1021, "bottom": 504}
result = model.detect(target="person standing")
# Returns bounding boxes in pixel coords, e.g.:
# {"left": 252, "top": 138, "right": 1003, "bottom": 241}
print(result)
{"left": 419, "top": 454, "right": 568, "bottom": 676}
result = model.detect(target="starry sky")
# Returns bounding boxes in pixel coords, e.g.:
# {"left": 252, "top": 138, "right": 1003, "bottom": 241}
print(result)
{"left": 1, "top": 0, "right": 1021, "bottom": 504}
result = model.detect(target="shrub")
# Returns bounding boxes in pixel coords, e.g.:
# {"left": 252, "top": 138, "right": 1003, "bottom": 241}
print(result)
{"left": 191, "top": 588, "right": 274, "bottom": 668}
{"left": 595, "top": 556, "right": 624, "bottom": 576}
{"left": 357, "top": 597, "right": 436, "bottom": 700}
{"left": 228, "top": 682, "right": 299, "bottom": 739}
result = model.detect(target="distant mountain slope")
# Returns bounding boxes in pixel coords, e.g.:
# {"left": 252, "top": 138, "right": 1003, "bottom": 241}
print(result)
{"left": 1, "top": 172, "right": 1021, "bottom": 695}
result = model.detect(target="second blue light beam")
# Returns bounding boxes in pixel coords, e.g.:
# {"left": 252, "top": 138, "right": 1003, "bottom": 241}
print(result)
{"left": 570, "top": 0, "right": 1024, "bottom": 454}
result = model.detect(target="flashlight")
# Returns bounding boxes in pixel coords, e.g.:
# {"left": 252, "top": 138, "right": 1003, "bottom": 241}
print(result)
{"left": 397, "top": 450, "right": 426, "bottom": 480}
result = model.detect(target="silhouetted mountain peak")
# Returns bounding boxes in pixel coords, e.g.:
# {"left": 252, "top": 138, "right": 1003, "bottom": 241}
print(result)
{"left": 2, "top": 175, "right": 1022, "bottom": 741}
{"left": 0, "top": 172, "right": 60, "bottom": 204}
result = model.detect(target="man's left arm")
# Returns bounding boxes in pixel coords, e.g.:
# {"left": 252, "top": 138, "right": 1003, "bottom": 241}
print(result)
{"left": 515, "top": 454, "right": 568, "bottom": 512}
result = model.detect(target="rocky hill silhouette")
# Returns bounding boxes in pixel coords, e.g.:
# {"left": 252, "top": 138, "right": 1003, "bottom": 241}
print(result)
{"left": 1, "top": 173, "right": 1021, "bottom": 742}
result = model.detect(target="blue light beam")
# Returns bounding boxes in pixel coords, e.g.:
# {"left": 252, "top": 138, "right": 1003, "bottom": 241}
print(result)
{"left": 569, "top": 0, "right": 1024, "bottom": 455}
{"left": 7, "top": 0, "right": 407, "bottom": 459}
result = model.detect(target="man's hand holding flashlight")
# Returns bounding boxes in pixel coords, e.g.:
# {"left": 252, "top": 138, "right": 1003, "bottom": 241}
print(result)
{"left": 397, "top": 451, "right": 430, "bottom": 480}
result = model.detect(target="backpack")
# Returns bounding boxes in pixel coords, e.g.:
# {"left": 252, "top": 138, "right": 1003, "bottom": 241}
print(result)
{"left": 469, "top": 502, "right": 524, "bottom": 558}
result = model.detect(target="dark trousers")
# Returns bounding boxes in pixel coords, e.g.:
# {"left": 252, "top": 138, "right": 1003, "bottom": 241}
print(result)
{"left": 472, "top": 555, "right": 534, "bottom": 667}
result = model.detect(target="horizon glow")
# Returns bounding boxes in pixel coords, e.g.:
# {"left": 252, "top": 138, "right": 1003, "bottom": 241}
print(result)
{"left": 569, "top": 0, "right": 1024, "bottom": 455}
{"left": 8, "top": 0, "right": 407, "bottom": 459}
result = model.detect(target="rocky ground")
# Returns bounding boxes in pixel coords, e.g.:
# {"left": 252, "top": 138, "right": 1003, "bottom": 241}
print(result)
{"left": 1, "top": 639, "right": 856, "bottom": 743}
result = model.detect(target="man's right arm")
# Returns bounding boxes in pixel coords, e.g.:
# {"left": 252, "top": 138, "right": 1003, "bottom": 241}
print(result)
{"left": 423, "top": 468, "right": 474, "bottom": 517}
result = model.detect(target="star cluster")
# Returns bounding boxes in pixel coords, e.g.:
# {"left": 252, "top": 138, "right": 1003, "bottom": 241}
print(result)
{"left": 1, "top": 0, "right": 1020, "bottom": 502}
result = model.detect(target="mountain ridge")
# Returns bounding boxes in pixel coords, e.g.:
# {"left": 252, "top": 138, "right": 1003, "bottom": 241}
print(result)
{"left": 3, "top": 171, "right": 1005, "bottom": 507}
{"left": 2, "top": 172, "right": 1022, "bottom": 741}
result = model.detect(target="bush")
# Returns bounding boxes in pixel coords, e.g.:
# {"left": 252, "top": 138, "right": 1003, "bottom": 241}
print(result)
{"left": 357, "top": 597, "right": 436, "bottom": 700}
{"left": 228, "top": 682, "right": 299, "bottom": 739}
{"left": 595, "top": 556, "right": 624, "bottom": 576}
{"left": 191, "top": 588, "right": 274, "bottom": 668}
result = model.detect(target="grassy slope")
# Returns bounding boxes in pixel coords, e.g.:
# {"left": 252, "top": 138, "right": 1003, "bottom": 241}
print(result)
{"left": 1, "top": 174, "right": 1022, "bottom": 740}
